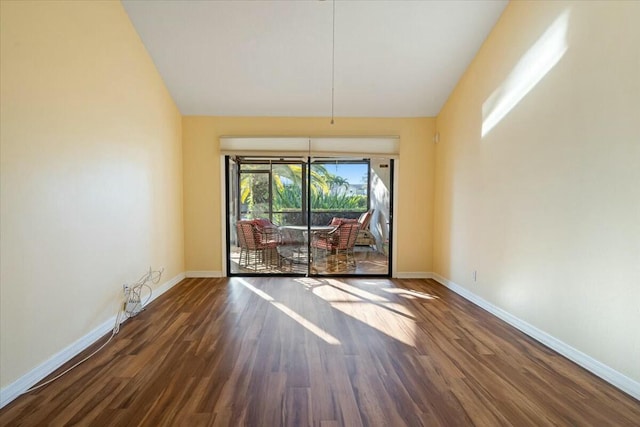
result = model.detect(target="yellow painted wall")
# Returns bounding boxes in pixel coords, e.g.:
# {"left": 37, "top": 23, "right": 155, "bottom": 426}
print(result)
{"left": 434, "top": 1, "right": 640, "bottom": 382}
{"left": 183, "top": 117, "right": 435, "bottom": 274}
{"left": 0, "top": 1, "right": 184, "bottom": 388}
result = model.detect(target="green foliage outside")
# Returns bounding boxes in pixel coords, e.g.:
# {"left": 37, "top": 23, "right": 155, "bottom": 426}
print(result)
{"left": 308, "top": 191, "right": 366, "bottom": 211}
{"left": 240, "top": 164, "right": 367, "bottom": 218}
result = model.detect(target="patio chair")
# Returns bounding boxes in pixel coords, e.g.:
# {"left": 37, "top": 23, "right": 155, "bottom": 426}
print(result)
{"left": 252, "top": 217, "right": 279, "bottom": 232}
{"left": 311, "top": 222, "right": 360, "bottom": 270}
{"left": 355, "top": 209, "right": 376, "bottom": 249}
{"left": 236, "top": 220, "right": 280, "bottom": 270}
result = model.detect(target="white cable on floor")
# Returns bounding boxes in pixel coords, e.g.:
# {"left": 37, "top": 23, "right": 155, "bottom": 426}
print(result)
{"left": 23, "top": 267, "right": 163, "bottom": 394}
{"left": 24, "top": 332, "right": 116, "bottom": 393}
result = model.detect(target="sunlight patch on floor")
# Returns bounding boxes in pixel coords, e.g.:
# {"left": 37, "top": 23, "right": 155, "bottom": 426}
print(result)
{"left": 330, "top": 301, "right": 416, "bottom": 347}
{"left": 272, "top": 302, "right": 341, "bottom": 345}
{"left": 294, "top": 277, "right": 324, "bottom": 289}
{"left": 311, "top": 279, "right": 416, "bottom": 346}
{"left": 236, "top": 278, "right": 274, "bottom": 301}
{"left": 236, "top": 278, "right": 341, "bottom": 345}
{"left": 382, "top": 288, "right": 439, "bottom": 300}
{"left": 324, "top": 278, "right": 390, "bottom": 302}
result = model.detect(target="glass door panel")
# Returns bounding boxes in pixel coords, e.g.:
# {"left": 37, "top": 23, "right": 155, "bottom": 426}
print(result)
{"left": 226, "top": 156, "right": 392, "bottom": 276}
{"left": 228, "top": 157, "right": 309, "bottom": 275}
{"left": 271, "top": 162, "right": 309, "bottom": 274}
{"left": 309, "top": 158, "right": 392, "bottom": 276}
{"left": 227, "top": 157, "right": 243, "bottom": 274}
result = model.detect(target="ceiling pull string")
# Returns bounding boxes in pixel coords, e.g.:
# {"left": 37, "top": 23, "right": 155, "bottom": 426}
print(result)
{"left": 331, "top": 0, "right": 335, "bottom": 125}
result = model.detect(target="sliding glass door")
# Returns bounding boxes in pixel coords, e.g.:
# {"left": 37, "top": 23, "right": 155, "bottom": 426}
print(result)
{"left": 226, "top": 156, "right": 392, "bottom": 277}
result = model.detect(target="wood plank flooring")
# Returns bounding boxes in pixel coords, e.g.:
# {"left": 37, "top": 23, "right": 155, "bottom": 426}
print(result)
{"left": 1, "top": 277, "right": 638, "bottom": 426}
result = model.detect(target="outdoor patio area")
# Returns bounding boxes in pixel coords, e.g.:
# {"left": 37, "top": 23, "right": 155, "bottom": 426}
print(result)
{"left": 229, "top": 246, "right": 388, "bottom": 275}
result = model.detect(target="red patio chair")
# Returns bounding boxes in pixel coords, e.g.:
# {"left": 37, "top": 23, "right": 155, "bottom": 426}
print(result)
{"left": 311, "top": 222, "right": 360, "bottom": 270}
{"left": 236, "top": 220, "right": 280, "bottom": 270}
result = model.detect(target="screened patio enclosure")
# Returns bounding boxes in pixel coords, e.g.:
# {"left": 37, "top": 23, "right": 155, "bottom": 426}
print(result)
{"left": 226, "top": 155, "right": 393, "bottom": 276}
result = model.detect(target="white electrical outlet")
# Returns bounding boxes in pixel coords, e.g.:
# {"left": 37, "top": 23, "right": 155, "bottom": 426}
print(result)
{"left": 125, "top": 294, "right": 141, "bottom": 314}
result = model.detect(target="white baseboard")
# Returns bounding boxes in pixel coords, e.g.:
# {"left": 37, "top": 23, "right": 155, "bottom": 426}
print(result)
{"left": 395, "top": 272, "right": 433, "bottom": 279}
{"left": 185, "top": 271, "right": 223, "bottom": 278}
{"left": 0, "top": 314, "right": 116, "bottom": 409}
{"left": 0, "top": 272, "right": 186, "bottom": 409}
{"left": 430, "top": 273, "right": 640, "bottom": 401}
{"left": 149, "top": 272, "right": 185, "bottom": 304}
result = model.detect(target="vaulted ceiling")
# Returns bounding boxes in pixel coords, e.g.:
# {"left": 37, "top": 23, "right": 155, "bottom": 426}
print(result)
{"left": 122, "top": 0, "right": 507, "bottom": 117}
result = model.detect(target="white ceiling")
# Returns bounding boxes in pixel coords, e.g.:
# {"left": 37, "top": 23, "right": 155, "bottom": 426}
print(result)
{"left": 122, "top": 0, "right": 507, "bottom": 117}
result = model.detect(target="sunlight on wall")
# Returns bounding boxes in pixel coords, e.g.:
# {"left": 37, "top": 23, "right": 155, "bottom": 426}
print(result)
{"left": 482, "top": 10, "right": 570, "bottom": 138}
{"left": 236, "top": 278, "right": 341, "bottom": 345}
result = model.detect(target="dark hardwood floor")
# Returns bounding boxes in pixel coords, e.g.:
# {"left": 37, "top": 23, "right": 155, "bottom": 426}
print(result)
{"left": 1, "top": 277, "right": 638, "bottom": 426}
